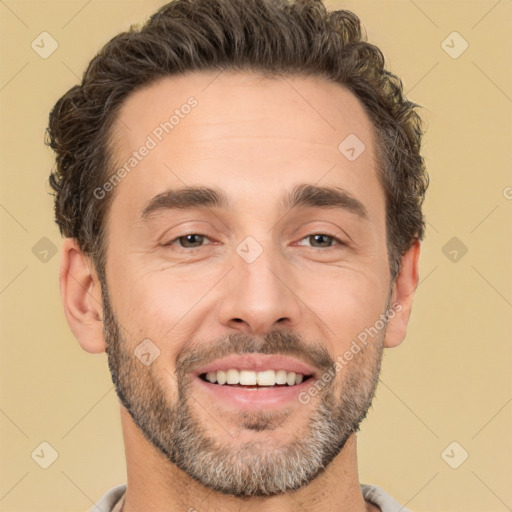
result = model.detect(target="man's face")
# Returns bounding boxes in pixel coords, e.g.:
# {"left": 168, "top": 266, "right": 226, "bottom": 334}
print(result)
{"left": 100, "top": 71, "right": 393, "bottom": 496}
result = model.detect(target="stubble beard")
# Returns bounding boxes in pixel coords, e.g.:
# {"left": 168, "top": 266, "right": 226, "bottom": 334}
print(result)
{"left": 101, "top": 282, "right": 387, "bottom": 497}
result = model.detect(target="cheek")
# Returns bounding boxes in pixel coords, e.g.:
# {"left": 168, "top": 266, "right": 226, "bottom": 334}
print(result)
{"left": 108, "top": 262, "right": 215, "bottom": 356}
{"left": 299, "top": 266, "right": 389, "bottom": 357}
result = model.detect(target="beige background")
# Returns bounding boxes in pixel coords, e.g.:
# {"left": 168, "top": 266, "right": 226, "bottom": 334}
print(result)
{"left": 0, "top": 0, "right": 511, "bottom": 510}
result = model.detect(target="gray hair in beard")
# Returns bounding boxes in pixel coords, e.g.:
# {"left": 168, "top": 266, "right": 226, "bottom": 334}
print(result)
{"left": 101, "top": 281, "right": 387, "bottom": 496}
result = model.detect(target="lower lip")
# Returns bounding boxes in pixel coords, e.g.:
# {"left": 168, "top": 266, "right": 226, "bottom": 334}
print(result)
{"left": 194, "top": 376, "right": 313, "bottom": 410}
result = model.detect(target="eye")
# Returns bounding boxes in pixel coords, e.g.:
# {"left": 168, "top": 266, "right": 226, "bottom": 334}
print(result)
{"left": 165, "top": 234, "right": 212, "bottom": 248}
{"left": 297, "top": 233, "right": 345, "bottom": 248}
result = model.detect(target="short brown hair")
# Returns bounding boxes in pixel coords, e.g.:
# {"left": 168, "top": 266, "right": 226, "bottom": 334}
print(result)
{"left": 46, "top": 0, "right": 428, "bottom": 283}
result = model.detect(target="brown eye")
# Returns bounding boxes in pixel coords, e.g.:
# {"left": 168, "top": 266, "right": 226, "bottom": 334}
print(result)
{"left": 298, "top": 234, "right": 343, "bottom": 248}
{"left": 167, "top": 234, "right": 209, "bottom": 248}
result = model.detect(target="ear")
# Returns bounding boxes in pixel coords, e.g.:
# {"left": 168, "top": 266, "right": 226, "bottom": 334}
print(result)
{"left": 383, "top": 239, "right": 421, "bottom": 348}
{"left": 59, "top": 238, "right": 107, "bottom": 354}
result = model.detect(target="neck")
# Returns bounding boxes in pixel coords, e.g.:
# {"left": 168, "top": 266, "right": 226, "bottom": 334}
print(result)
{"left": 119, "top": 406, "right": 377, "bottom": 512}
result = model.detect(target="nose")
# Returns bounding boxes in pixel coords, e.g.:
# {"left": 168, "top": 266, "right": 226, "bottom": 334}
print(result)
{"left": 217, "top": 243, "right": 302, "bottom": 335}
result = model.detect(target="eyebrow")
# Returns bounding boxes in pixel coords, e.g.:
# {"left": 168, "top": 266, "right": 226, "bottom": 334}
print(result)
{"left": 139, "top": 183, "right": 368, "bottom": 222}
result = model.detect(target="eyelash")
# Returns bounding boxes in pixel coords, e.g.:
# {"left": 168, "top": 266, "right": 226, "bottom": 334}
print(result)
{"left": 163, "top": 233, "right": 346, "bottom": 250}
{"left": 296, "top": 233, "right": 346, "bottom": 249}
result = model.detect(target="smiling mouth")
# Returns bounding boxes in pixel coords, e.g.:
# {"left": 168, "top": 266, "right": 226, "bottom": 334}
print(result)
{"left": 199, "top": 369, "right": 313, "bottom": 388}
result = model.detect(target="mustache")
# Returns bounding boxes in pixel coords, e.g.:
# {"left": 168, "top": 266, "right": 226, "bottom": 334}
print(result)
{"left": 176, "top": 329, "right": 335, "bottom": 377}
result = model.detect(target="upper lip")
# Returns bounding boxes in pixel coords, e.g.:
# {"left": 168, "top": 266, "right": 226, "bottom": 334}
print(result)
{"left": 194, "top": 354, "right": 318, "bottom": 378}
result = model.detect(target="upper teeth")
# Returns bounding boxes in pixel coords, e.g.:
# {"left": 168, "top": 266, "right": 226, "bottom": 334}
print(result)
{"left": 204, "top": 369, "right": 305, "bottom": 386}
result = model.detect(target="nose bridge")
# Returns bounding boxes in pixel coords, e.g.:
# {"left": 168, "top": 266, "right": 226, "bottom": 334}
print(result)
{"left": 218, "top": 235, "right": 300, "bottom": 334}
{"left": 239, "top": 243, "right": 282, "bottom": 303}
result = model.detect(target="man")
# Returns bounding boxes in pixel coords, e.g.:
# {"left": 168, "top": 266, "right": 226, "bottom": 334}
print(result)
{"left": 47, "top": 0, "right": 428, "bottom": 510}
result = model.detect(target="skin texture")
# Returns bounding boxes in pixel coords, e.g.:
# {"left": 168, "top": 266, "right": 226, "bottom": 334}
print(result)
{"left": 59, "top": 71, "right": 420, "bottom": 512}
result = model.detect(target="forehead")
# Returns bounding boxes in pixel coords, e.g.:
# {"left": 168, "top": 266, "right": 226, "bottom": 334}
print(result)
{"left": 107, "top": 70, "right": 383, "bottom": 222}
{"left": 112, "top": 70, "right": 376, "bottom": 151}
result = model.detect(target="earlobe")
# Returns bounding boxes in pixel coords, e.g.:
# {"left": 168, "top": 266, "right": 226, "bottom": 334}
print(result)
{"left": 59, "top": 238, "right": 107, "bottom": 354}
{"left": 383, "top": 239, "right": 421, "bottom": 349}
